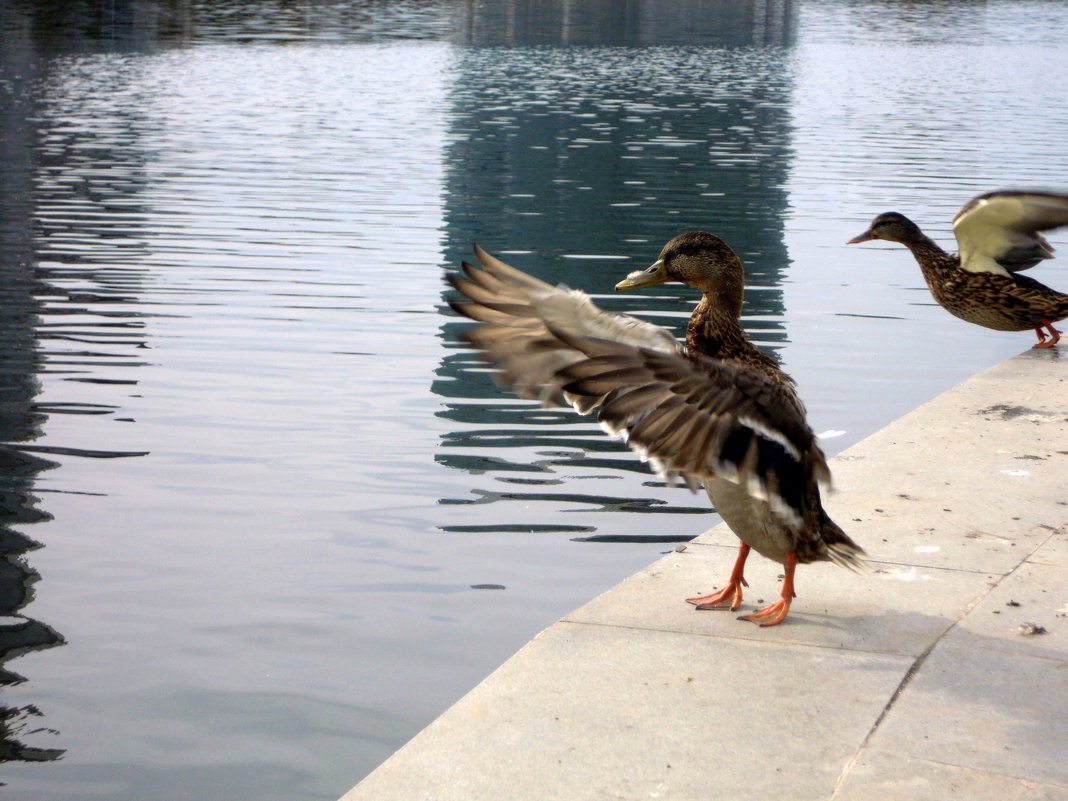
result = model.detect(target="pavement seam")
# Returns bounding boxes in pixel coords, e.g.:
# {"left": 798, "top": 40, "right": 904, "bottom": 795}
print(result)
{"left": 828, "top": 547, "right": 1042, "bottom": 800}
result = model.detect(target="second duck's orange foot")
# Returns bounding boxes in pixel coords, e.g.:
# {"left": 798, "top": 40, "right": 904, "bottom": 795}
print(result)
{"left": 738, "top": 551, "right": 798, "bottom": 627}
{"left": 1033, "top": 320, "right": 1062, "bottom": 349}
{"left": 739, "top": 598, "right": 792, "bottom": 627}
{"left": 687, "top": 578, "right": 747, "bottom": 611}
{"left": 687, "top": 541, "right": 751, "bottom": 611}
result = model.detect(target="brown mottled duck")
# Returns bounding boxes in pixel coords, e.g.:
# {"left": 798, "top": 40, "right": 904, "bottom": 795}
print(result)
{"left": 447, "top": 232, "right": 864, "bottom": 627}
{"left": 848, "top": 190, "right": 1068, "bottom": 347}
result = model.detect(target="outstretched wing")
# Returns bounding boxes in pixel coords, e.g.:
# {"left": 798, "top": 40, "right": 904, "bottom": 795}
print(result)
{"left": 447, "top": 243, "right": 681, "bottom": 406}
{"left": 953, "top": 190, "right": 1068, "bottom": 275}
{"left": 553, "top": 332, "right": 829, "bottom": 528}
{"left": 447, "top": 245, "right": 830, "bottom": 528}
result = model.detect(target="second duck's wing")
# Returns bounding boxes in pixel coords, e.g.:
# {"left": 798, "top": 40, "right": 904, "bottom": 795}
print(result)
{"left": 447, "top": 245, "right": 829, "bottom": 529}
{"left": 952, "top": 190, "right": 1068, "bottom": 275}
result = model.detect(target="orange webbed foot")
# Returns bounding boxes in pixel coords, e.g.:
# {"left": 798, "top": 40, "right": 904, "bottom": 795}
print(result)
{"left": 739, "top": 598, "right": 791, "bottom": 627}
{"left": 1033, "top": 320, "right": 1062, "bottom": 349}
{"left": 687, "top": 542, "right": 750, "bottom": 612}
{"left": 687, "top": 578, "right": 747, "bottom": 611}
{"left": 738, "top": 552, "right": 798, "bottom": 627}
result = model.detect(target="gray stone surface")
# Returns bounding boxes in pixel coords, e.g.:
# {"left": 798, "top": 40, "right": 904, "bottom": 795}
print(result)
{"left": 564, "top": 542, "right": 994, "bottom": 657}
{"left": 864, "top": 631, "right": 1068, "bottom": 785}
{"left": 340, "top": 349, "right": 1068, "bottom": 801}
{"left": 347, "top": 623, "right": 911, "bottom": 801}
{"left": 833, "top": 750, "right": 1049, "bottom": 801}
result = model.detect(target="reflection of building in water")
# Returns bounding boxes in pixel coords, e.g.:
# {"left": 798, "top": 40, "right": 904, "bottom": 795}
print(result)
{"left": 0, "top": 447, "right": 66, "bottom": 766}
{"left": 433, "top": 0, "right": 797, "bottom": 527}
{"left": 437, "top": 0, "right": 798, "bottom": 307}
{"left": 4, "top": 0, "right": 466, "bottom": 46}
{"left": 1, "top": 0, "right": 165, "bottom": 769}
{"left": 0, "top": 8, "right": 67, "bottom": 769}
{"left": 456, "top": 0, "right": 795, "bottom": 47}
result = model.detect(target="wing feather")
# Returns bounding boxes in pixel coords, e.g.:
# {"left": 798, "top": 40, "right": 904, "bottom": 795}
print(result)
{"left": 953, "top": 190, "right": 1068, "bottom": 274}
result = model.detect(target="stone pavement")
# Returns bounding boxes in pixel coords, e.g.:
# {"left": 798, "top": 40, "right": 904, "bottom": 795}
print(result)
{"left": 341, "top": 348, "right": 1068, "bottom": 801}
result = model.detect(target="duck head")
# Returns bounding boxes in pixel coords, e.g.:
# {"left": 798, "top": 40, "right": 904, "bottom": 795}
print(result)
{"left": 847, "top": 212, "right": 925, "bottom": 246}
{"left": 615, "top": 231, "right": 745, "bottom": 302}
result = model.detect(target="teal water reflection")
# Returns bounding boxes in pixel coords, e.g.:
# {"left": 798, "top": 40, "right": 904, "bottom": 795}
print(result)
{"left": 1, "top": 1, "right": 1067, "bottom": 800}
{"left": 434, "top": 40, "right": 796, "bottom": 533}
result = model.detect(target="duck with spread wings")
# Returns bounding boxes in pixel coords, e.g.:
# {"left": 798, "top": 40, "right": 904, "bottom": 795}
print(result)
{"left": 446, "top": 232, "right": 863, "bottom": 627}
{"left": 848, "top": 190, "right": 1068, "bottom": 347}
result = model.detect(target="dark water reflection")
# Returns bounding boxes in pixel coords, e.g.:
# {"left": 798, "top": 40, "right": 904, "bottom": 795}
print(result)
{"left": 434, "top": 39, "right": 795, "bottom": 532}
{"left": 1, "top": 1, "right": 1067, "bottom": 799}
{"left": 459, "top": 0, "right": 794, "bottom": 46}
{"left": 435, "top": 2, "right": 797, "bottom": 541}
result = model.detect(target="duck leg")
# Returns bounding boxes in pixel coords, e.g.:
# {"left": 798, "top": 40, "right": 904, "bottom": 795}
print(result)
{"left": 1033, "top": 319, "right": 1061, "bottom": 349}
{"left": 739, "top": 552, "right": 798, "bottom": 627}
{"left": 687, "top": 542, "right": 750, "bottom": 611}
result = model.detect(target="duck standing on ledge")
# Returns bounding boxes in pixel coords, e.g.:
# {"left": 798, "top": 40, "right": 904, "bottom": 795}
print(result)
{"left": 847, "top": 190, "right": 1068, "bottom": 347}
{"left": 447, "top": 232, "right": 863, "bottom": 626}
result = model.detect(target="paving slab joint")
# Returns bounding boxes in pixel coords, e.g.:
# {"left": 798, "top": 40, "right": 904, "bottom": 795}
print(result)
{"left": 830, "top": 549, "right": 1037, "bottom": 798}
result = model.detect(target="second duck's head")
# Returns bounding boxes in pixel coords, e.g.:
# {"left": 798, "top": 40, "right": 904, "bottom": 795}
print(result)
{"left": 847, "top": 212, "right": 924, "bottom": 246}
{"left": 615, "top": 231, "right": 744, "bottom": 297}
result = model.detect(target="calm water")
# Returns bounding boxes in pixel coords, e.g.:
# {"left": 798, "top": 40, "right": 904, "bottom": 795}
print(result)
{"left": 2, "top": 1, "right": 1067, "bottom": 799}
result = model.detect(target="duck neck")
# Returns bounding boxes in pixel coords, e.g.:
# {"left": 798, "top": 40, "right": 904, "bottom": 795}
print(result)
{"left": 687, "top": 295, "right": 758, "bottom": 364}
{"left": 684, "top": 256, "right": 781, "bottom": 373}
{"left": 900, "top": 233, "right": 955, "bottom": 278}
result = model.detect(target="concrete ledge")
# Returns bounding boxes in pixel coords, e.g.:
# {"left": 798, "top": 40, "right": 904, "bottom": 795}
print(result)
{"left": 341, "top": 349, "right": 1068, "bottom": 801}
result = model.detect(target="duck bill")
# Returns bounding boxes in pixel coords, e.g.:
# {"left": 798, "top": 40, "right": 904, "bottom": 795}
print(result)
{"left": 616, "top": 259, "right": 670, "bottom": 290}
{"left": 846, "top": 230, "right": 876, "bottom": 244}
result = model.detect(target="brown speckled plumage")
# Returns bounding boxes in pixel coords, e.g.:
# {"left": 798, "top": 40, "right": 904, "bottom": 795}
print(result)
{"left": 910, "top": 240, "right": 1068, "bottom": 332}
{"left": 849, "top": 191, "right": 1068, "bottom": 347}
{"left": 447, "top": 231, "right": 863, "bottom": 626}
